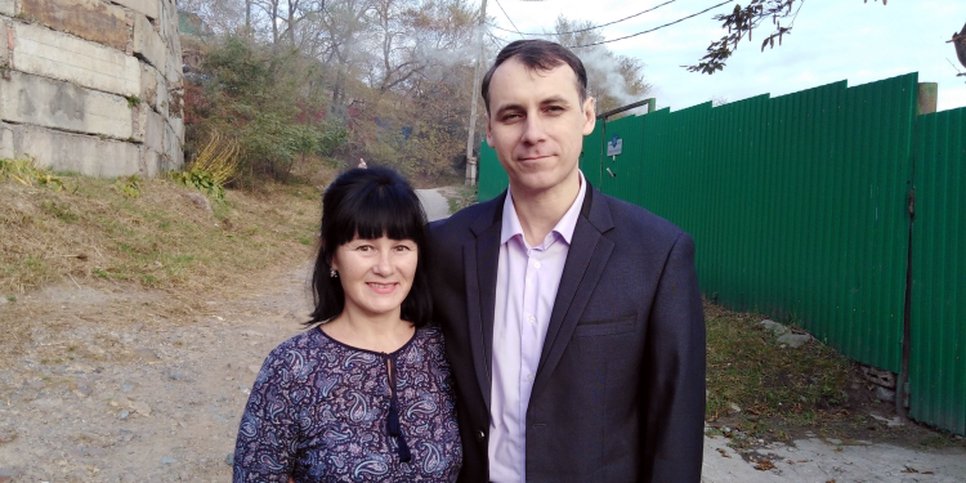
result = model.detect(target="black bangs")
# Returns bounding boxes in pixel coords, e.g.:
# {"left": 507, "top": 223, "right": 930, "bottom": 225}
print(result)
{"left": 318, "top": 165, "right": 429, "bottom": 258}
{"left": 324, "top": 169, "right": 427, "bottom": 248}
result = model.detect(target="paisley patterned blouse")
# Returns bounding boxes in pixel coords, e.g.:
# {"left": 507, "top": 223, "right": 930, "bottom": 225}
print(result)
{"left": 233, "top": 325, "right": 462, "bottom": 482}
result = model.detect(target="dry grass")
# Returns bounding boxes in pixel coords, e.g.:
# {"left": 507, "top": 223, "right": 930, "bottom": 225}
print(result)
{"left": 0, "top": 170, "right": 321, "bottom": 299}
{"left": 0, "top": 166, "right": 324, "bottom": 368}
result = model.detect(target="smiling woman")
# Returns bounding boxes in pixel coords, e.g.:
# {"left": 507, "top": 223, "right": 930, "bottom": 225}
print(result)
{"left": 328, "top": 236, "right": 418, "bottom": 332}
{"left": 232, "top": 166, "right": 462, "bottom": 482}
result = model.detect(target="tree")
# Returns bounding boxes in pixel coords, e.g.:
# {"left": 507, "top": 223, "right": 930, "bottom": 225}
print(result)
{"left": 177, "top": 0, "right": 480, "bottom": 184}
{"left": 687, "top": 0, "right": 887, "bottom": 74}
{"left": 178, "top": 0, "right": 249, "bottom": 35}
{"left": 352, "top": 0, "right": 479, "bottom": 183}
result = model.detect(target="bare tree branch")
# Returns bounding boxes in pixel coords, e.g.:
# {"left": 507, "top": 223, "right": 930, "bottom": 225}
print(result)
{"left": 686, "top": 0, "right": 887, "bottom": 75}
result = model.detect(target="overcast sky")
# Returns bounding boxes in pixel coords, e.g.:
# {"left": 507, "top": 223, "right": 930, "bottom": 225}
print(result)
{"left": 486, "top": 0, "right": 966, "bottom": 112}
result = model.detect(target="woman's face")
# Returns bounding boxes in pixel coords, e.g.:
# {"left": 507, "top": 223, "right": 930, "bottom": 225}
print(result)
{"left": 330, "top": 235, "right": 418, "bottom": 320}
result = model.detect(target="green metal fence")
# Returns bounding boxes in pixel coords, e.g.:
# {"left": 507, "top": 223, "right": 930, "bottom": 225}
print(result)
{"left": 910, "top": 107, "right": 966, "bottom": 435}
{"left": 478, "top": 72, "right": 965, "bottom": 435}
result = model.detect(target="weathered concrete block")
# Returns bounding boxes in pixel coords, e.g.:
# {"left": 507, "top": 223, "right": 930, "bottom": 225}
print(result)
{"left": 139, "top": 63, "right": 159, "bottom": 112}
{"left": 140, "top": 147, "right": 161, "bottom": 178}
{"left": 158, "top": 83, "right": 173, "bottom": 119}
{"left": 21, "top": 0, "right": 129, "bottom": 50}
{"left": 143, "top": 66, "right": 180, "bottom": 118}
{"left": 157, "top": 0, "right": 178, "bottom": 45}
{"left": 1, "top": 1, "right": 182, "bottom": 178}
{"left": 11, "top": 124, "right": 142, "bottom": 177}
{"left": 133, "top": 14, "right": 166, "bottom": 73}
{"left": 0, "top": 0, "right": 15, "bottom": 16}
{"left": 11, "top": 22, "right": 140, "bottom": 96}
{"left": 163, "top": 45, "right": 182, "bottom": 86}
{"left": 163, "top": 120, "right": 183, "bottom": 169}
{"left": 167, "top": 85, "right": 182, "bottom": 120}
{"left": 111, "top": 0, "right": 158, "bottom": 20}
{"left": 133, "top": 105, "right": 163, "bottom": 151}
{"left": 167, "top": 114, "right": 183, "bottom": 144}
{"left": 0, "top": 70, "right": 133, "bottom": 139}
{"left": 137, "top": 64, "right": 179, "bottom": 120}
{"left": 0, "top": 121, "right": 13, "bottom": 159}
{"left": 0, "top": 20, "right": 9, "bottom": 69}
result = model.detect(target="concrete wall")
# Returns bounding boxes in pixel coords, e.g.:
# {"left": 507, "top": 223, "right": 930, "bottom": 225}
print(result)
{"left": 0, "top": 0, "right": 183, "bottom": 177}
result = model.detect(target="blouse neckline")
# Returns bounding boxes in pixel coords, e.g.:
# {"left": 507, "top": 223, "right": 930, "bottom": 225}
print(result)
{"left": 316, "top": 324, "right": 420, "bottom": 357}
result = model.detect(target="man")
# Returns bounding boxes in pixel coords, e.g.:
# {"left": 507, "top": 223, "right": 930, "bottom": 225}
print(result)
{"left": 428, "top": 39, "right": 705, "bottom": 482}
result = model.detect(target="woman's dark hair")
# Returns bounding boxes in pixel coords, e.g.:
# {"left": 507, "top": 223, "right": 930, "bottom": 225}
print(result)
{"left": 481, "top": 39, "right": 589, "bottom": 114}
{"left": 308, "top": 166, "right": 432, "bottom": 326}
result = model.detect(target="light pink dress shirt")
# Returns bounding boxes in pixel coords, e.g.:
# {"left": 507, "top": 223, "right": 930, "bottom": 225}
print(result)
{"left": 488, "top": 172, "right": 587, "bottom": 482}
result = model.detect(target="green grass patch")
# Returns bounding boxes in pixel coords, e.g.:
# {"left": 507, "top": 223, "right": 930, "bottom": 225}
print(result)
{"left": 705, "top": 304, "right": 852, "bottom": 442}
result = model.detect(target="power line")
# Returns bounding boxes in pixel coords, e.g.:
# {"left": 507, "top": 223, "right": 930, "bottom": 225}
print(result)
{"left": 485, "top": 30, "right": 512, "bottom": 46}
{"left": 487, "top": 0, "right": 678, "bottom": 37}
{"left": 570, "top": 0, "right": 731, "bottom": 49}
{"left": 492, "top": 0, "right": 525, "bottom": 38}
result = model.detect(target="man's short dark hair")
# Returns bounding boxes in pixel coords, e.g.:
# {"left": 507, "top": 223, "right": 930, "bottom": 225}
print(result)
{"left": 481, "top": 39, "right": 589, "bottom": 114}
{"left": 308, "top": 166, "right": 432, "bottom": 327}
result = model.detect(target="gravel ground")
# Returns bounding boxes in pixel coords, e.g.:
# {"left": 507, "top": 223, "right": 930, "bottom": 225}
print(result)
{"left": 0, "top": 263, "right": 312, "bottom": 482}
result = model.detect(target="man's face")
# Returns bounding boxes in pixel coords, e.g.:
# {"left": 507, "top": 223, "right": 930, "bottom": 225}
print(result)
{"left": 485, "top": 57, "right": 596, "bottom": 198}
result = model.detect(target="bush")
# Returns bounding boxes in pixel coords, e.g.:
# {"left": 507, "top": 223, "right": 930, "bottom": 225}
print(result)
{"left": 172, "top": 131, "right": 239, "bottom": 201}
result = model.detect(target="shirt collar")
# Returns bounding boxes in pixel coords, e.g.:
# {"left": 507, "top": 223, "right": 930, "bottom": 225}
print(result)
{"left": 500, "top": 170, "right": 587, "bottom": 247}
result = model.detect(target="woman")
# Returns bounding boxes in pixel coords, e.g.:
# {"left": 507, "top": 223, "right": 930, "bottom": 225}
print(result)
{"left": 233, "top": 167, "right": 462, "bottom": 482}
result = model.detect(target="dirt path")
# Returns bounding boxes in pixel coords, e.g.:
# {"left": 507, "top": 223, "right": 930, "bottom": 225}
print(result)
{"left": 415, "top": 188, "right": 450, "bottom": 222}
{"left": 0, "top": 261, "right": 314, "bottom": 482}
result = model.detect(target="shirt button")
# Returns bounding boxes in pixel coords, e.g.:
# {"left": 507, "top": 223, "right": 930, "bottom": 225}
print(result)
{"left": 533, "top": 260, "right": 542, "bottom": 269}
{"left": 527, "top": 315, "right": 536, "bottom": 325}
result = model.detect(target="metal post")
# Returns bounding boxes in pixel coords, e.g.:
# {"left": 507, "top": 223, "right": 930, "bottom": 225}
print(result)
{"left": 896, "top": 82, "right": 939, "bottom": 421}
{"left": 464, "top": 0, "right": 488, "bottom": 187}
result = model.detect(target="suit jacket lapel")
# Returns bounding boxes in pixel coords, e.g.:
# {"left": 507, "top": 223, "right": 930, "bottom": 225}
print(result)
{"left": 532, "top": 187, "right": 615, "bottom": 400}
{"left": 465, "top": 193, "right": 505, "bottom": 410}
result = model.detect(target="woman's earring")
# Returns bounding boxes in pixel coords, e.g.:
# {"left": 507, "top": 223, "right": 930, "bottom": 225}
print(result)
{"left": 330, "top": 268, "right": 339, "bottom": 278}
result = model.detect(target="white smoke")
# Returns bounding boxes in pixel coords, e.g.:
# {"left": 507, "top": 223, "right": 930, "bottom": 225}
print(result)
{"left": 577, "top": 45, "right": 650, "bottom": 116}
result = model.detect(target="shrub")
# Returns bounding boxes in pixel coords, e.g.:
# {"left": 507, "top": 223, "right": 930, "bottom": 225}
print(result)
{"left": 172, "top": 131, "right": 239, "bottom": 201}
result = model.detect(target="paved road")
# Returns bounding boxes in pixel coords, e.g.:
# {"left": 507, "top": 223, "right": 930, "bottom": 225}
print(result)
{"left": 416, "top": 188, "right": 450, "bottom": 222}
{"left": 702, "top": 433, "right": 966, "bottom": 482}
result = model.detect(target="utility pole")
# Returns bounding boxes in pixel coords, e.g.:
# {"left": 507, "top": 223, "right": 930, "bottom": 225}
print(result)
{"left": 464, "top": 0, "right": 488, "bottom": 187}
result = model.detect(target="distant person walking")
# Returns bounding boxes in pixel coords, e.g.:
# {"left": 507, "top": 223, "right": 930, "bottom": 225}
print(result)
{"left": 358, "top": 157, "right": 368, "bottom": 169}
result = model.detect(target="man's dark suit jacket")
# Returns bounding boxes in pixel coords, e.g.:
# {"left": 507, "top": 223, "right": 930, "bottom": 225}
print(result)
{"left": 427, "top": 186, "right": 706, "bottom": 483}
